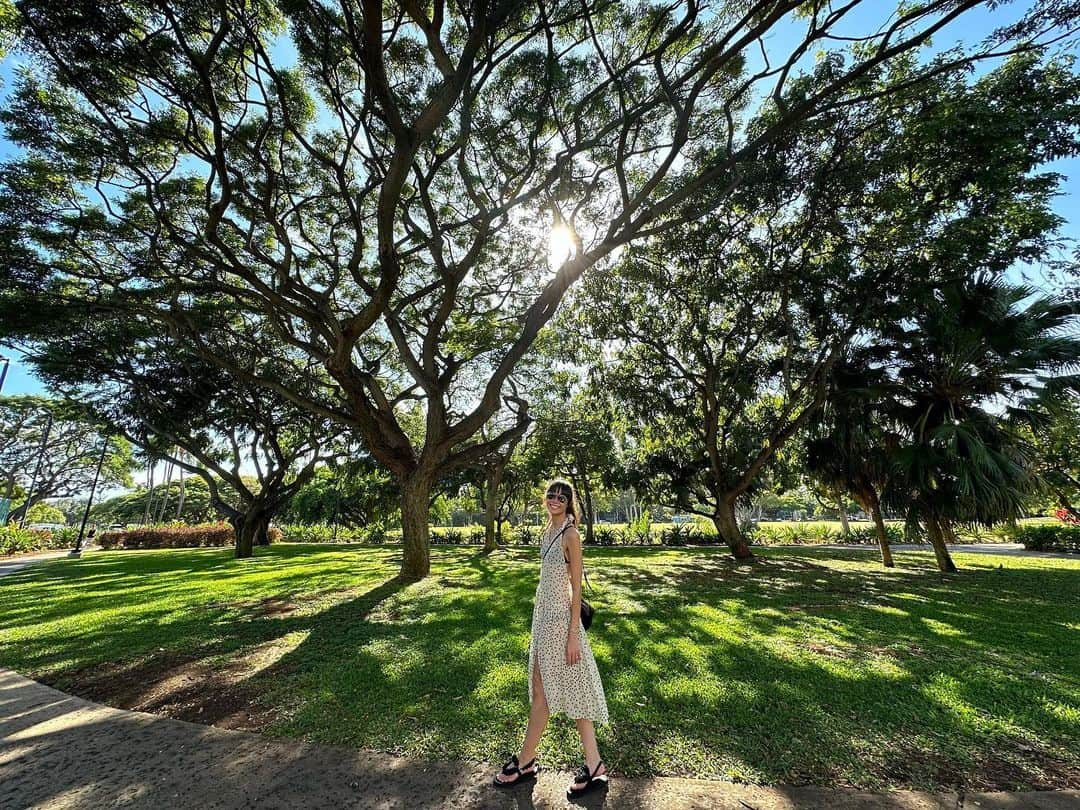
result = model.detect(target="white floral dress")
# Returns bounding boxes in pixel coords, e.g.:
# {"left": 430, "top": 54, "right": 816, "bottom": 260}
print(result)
{"left": 526, "top": 518, "right": 609, "bottom": 723}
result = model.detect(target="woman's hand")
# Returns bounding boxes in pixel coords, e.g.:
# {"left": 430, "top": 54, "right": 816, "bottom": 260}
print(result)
{"left": 566, "top": 633, "right": 581, "bottom": 666}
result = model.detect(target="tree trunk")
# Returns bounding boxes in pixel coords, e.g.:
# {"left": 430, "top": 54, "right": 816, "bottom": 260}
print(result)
{"left": 483, "top": 465, "right": 502, "bottom": 554}
{"left": 856, "top": 488, "right": 894, "bottom": 568}
{"left": 142, "top": 462, "right": 155, "bottom": 525}
{"left": 580, "top": 472, "right": 595, "bottom": 546}
{"left": 924, "top": 513, "right": 958, "bottom": 573}
{"left": 869, "top": 498, "right": 894, "bottom": 568}
{"left": 175, "top": 466, "right": 186, "bottom": 520}
{"left": 156, "top": 461, "right": 174, "bottom": 523}
{"left": 713, "top": 497, "right": 754, "bottom": 561}
{"left": 233, "top": 513, "right": 256, "bottom": 559}
{"left": 838, "top": 501, "right": 850, "bottom": 536}
{"left": 254, "top": 511, "right": 272, "bottom": 546}
{"left": 400, "top": 473, "right": 432, "bottom": 581}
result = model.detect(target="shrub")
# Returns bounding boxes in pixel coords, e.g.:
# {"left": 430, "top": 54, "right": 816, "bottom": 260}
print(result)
{"left": 364, "top": 525, "right": 387, "bottom": 544}
{"left": 749, "top": 522, "right": 904, "bottom": 546}
{"left": 1, "top": 526, "right": 55, "bottom": 555}
{"left": 97, "top": 522, "right": 284, "bottom": 550}
{"left": 0, "top": 525, "right": 82, "bottom": 555}
{"left": 1016, "top": 523, "right": 1080, "bottom": 553}
{"left": 659, "top": 524, "right": 710, "bottom": 547}
{"left": 1054, "top": 507, "right": 1080, "bottom": 525}
{"left": 432, "top": 528, "right": 463, "bottom": 545}
{"left": 590, "top": 527, "right": 619, "bottom": 546}
{"left": 51, "top": 527, "right": 80, "bottom": 546}
{"left": 627, "top": 511, "right": 652, "bottom": 544}
{"left": 279, "top": 523, "right": 369, "bottom": 543}
{"left": 845, "top": 524, "right": 906, "bottom": 545}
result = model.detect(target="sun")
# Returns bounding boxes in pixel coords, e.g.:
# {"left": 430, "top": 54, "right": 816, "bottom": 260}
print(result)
{"left": 548, "top": 223, "right": 577, "bottom": 268}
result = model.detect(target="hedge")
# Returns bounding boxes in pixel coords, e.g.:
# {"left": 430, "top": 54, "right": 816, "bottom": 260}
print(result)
{"left": 98, "top": 522, "right": 283, "bottom": 550}
{"left": 1015, "top": 523, "right": 1080, "bottom": 553}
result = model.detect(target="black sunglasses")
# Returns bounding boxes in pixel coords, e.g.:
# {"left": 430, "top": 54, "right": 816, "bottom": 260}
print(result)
{"left": 545, "top": 490, "right": 568, "bottom": 504}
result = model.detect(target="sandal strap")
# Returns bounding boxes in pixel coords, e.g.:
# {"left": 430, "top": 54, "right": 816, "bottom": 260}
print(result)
{"left": 501, "top": 753, "right": 520, "bottom": 775}
{"left": 574, "top": 761, "right": 604, "bottom": 783}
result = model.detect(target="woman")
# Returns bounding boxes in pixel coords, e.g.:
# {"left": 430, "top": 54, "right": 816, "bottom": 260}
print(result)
{"left": 492, "top": 479, "right": 609, "bottom": 798}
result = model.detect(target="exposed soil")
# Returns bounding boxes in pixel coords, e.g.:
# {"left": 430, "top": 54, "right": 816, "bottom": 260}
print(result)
{"left": 967, "top": 737, "right": 1080, "bottom": 792}
{"left": 876, "top": 736, "right": 1080, "bottom": 792}
{"left": 44, "top": 639, "right": 296, "bottom": 733}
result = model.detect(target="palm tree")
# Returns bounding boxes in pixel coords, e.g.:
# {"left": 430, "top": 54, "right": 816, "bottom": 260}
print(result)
{"left": 806, "top": 350, "right": 901, "bottom": 567}
{"left": 882, "top": 274, "right": 1080, "bottom": 572}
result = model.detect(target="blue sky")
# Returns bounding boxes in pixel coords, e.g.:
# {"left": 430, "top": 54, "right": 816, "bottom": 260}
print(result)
{"left": 0, "top": 1, "right": 1076, "bottom": 399}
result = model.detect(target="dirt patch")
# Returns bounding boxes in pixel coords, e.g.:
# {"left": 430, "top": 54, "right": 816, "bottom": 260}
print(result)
{"left": 875, "top": 736, "right": 1080, "bottom": 792}
{"left": 968, "top": 738, "right": 1080, "bottom": 791}
{"left": 251, "top": 596, "right": 299, "bottom": 618}
{"left": 205, "top": 595, "right": 300, "bottom": 618}
{"left": 802, "top": 641, "right": 852, "bottom": 658}
{"left": 46, "top": 641, "right": 296, "bottom": 733}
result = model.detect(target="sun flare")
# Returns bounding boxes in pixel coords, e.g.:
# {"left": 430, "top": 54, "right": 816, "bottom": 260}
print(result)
{"left": 548, "top": 223, "right": 577, "bottom": 268}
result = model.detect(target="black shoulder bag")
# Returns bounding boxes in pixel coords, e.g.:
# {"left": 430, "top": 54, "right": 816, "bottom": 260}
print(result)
{"left": 541, "top": 522, "right": 596, "bottom": 631}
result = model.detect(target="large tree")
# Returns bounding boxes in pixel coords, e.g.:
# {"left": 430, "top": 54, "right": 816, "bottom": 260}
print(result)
{"left": 7, "top": 306, "right": 343, "bottom": 556}
{"left": 0, "top": 396, "right": 135, "bottom": 523}
{"left": 572, "top": 51, "right": 1080, "bottom": 559}
{"left": 519, "top": 373, "right": 618, "bottom": 544}
{"left": 2, "top": 0, "right": 1076, "bottom": 579}
{"left": 806, "top": 351, "right": 900, "bottom": 567}
{"left": 1024, "top": 400, "right": 1080, "bottom": 520}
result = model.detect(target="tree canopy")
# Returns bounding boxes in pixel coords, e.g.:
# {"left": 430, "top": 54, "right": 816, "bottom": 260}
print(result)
{"left": 2, "top": 0, "right": 1079, "bottom": 577}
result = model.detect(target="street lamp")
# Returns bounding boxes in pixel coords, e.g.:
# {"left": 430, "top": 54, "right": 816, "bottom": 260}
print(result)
{"left": 72, "top": 434, "right": 110, "bottom": 557}
{"left": 18, "top": 412, "right": 53, "bottom": 528}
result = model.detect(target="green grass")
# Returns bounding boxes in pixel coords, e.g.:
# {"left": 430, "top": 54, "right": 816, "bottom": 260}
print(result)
{"left": 1, "top": 543, "right": 1078, "bottom": 791}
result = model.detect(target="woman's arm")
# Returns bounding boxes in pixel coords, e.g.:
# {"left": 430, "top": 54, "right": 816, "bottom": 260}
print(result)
{"left": 564, "top": 522, "right": 583, "bottom": 665}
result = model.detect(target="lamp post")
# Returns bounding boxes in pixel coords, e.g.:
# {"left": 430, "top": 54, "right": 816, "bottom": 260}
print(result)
{"left": 0, "top": 357, "right": 9, "bottom": 523}
{"left": 18, "top": 412, "right": 53, "bottom": 528}
{"left": 72, "top": 434, "right": 109, "bottom": 557}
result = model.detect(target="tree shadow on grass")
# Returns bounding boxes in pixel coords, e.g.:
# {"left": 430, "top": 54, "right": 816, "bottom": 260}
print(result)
{"left": 2, "top": 543, "right": 1079, "bottom": 793}
{"left": 584, "top": 547, "right": 1080, "bottom": 790}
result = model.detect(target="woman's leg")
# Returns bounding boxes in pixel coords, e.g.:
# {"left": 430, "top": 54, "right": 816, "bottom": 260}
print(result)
{"left": 571, "top": 718, "right": 606, "bottom": 789}
{"left": 494, "top": 657, "right": 549, "bottom": 784}
{"left": 519, "top": 656, "right": 550, "bottom": 763}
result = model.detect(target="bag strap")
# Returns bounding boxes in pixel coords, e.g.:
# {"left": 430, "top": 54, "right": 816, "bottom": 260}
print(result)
{"left": 541, "top": 519, "right": 595, "bottom": 594}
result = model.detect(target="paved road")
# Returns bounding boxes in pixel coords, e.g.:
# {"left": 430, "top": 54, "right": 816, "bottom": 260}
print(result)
{"left": 2, "top": 669, "right": 1079, "bottom": 809}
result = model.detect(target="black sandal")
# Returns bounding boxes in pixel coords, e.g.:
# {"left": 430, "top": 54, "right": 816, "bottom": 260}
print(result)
{"left": 567, "top": 760, "right": 608, "bottom": 798}
{"left": 492, "top": 753, "right": 539, "bottom": 788}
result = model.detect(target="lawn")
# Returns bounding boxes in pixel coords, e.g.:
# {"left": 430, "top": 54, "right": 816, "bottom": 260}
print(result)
{"left": 1, "top": 543, "right": 1077, "bottom": 791}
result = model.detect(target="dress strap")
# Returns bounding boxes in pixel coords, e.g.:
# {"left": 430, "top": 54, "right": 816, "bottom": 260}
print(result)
{"left": 541, "top": 518, "right": 571, "bottom": 561}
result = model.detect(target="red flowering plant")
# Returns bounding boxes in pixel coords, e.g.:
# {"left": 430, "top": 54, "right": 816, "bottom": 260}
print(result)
{"left": 1054, "top": 507, "right": 1080, "bottom": 525}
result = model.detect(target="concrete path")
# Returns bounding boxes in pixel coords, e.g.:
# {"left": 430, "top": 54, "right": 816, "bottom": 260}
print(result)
{"left": 2, "top": 669, "right": 1078, "bottom": 809}
{"left": 811, "top": 542, "right": 1079, "bottom": 559}
{"left": 0, "top": 550, "right": 73, "bottom": 578}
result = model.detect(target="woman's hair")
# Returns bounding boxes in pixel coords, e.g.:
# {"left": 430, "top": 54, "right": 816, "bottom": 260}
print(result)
{"left": 543, "top": 478, "right": 578, "bottom": 527}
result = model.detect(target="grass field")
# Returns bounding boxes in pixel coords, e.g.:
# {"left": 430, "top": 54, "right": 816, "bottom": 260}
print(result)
{"left": 1, "top": 543, "right": 1077, "bottom": 791}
